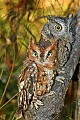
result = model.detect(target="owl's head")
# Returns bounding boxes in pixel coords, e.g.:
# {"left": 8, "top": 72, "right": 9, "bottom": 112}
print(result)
{"left": 27, "top": 38, "right": 58, "bottom": 68}
{"left": 41, "top": 14, "right": 73, "bottom": 40}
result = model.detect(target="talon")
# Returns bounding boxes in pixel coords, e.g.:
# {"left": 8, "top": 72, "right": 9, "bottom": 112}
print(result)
{"left": 34, "top": 99, "right": 43, "bottom": 110}
{"left": 36, "top": 100, "right": 44, "bottom": 106}
{"left": 34, "top": 103, "right": 39, "bottom": 110}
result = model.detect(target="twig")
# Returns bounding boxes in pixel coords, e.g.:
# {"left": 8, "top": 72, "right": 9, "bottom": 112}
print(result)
{"left": 0, "top": 62, "right": 15, "bottom": 105}
{"left": 24, "top": 25, "right": 36, "bottom": 41}
{"left": 0, "top": 92, "right": 18, "bottom": 110}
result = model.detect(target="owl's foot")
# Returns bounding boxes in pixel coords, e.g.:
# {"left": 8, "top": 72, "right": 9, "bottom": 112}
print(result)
{"left": 33, "top": 99, "right": 43, "bottom": 110}
{"left": 45, "top": 91, "right": 56, "bottom": 97}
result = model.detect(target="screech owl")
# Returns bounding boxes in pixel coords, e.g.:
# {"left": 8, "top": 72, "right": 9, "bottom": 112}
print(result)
{"left": 38, "top": 14, "right": 74, "bottom": 67}
{"left": 17, "top": 38, "right": 58, "bottom": 119}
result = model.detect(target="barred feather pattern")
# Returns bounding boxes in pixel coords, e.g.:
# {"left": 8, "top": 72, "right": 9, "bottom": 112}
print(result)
{"left": 18, "top": 61, "right": 38, "bottom": 110}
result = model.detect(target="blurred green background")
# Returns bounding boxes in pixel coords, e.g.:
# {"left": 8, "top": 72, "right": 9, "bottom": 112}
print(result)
{"left": 0, "top": 0, "right": 80, "bottom": 119}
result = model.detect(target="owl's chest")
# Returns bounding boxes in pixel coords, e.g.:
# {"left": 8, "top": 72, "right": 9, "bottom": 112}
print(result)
{"left": 36, "top": 68, "right": 55, "bottom": 96}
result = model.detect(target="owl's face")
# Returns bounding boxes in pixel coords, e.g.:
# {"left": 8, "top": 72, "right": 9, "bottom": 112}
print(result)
{"left": 42, "top": 15, "right": 73, "bottom": 39}
{"left": 49, "top": 17, "right": 68, "bottom": 36}
{"left": 27, "top": 38, "right": 58, "bottom": 68}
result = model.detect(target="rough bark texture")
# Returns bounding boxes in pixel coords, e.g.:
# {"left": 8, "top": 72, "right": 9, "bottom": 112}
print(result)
{"left": 25, "top": 10, "right": 80, "bottom": 120}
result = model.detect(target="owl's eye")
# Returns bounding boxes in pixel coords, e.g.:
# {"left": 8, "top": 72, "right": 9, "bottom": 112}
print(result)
{"left": 32, "top": 50, "right": 38, "bottom": 57}
{"left": 47, "top": 51, "right": 53, "bottom": 58}
{"left": 55, "top": 24, "right": 62, "bottom": 31}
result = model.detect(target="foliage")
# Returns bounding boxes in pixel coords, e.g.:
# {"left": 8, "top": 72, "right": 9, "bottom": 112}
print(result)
{"left": 0, "top": 0, "right": 80, "bottom": 119}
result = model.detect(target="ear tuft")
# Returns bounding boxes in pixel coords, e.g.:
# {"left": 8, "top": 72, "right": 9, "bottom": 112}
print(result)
{"left": 68, "top": 14, "right": 73, "bottom": 25}
{"left": 28, "top": 37, "right": 35, "bottom": 48}
{"left": 68, "top": 14, "right": 73, "bottom": 19}
{"left": 30, "top": 37, "right": 35, "bottom": 44}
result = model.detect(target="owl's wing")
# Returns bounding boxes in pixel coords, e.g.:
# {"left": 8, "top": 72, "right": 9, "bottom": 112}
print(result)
{"left": 58, "top": 39, "right": 71, "bottom": 67}
{"left": 18, "top": 61, "right": 38, "bottom": 111}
